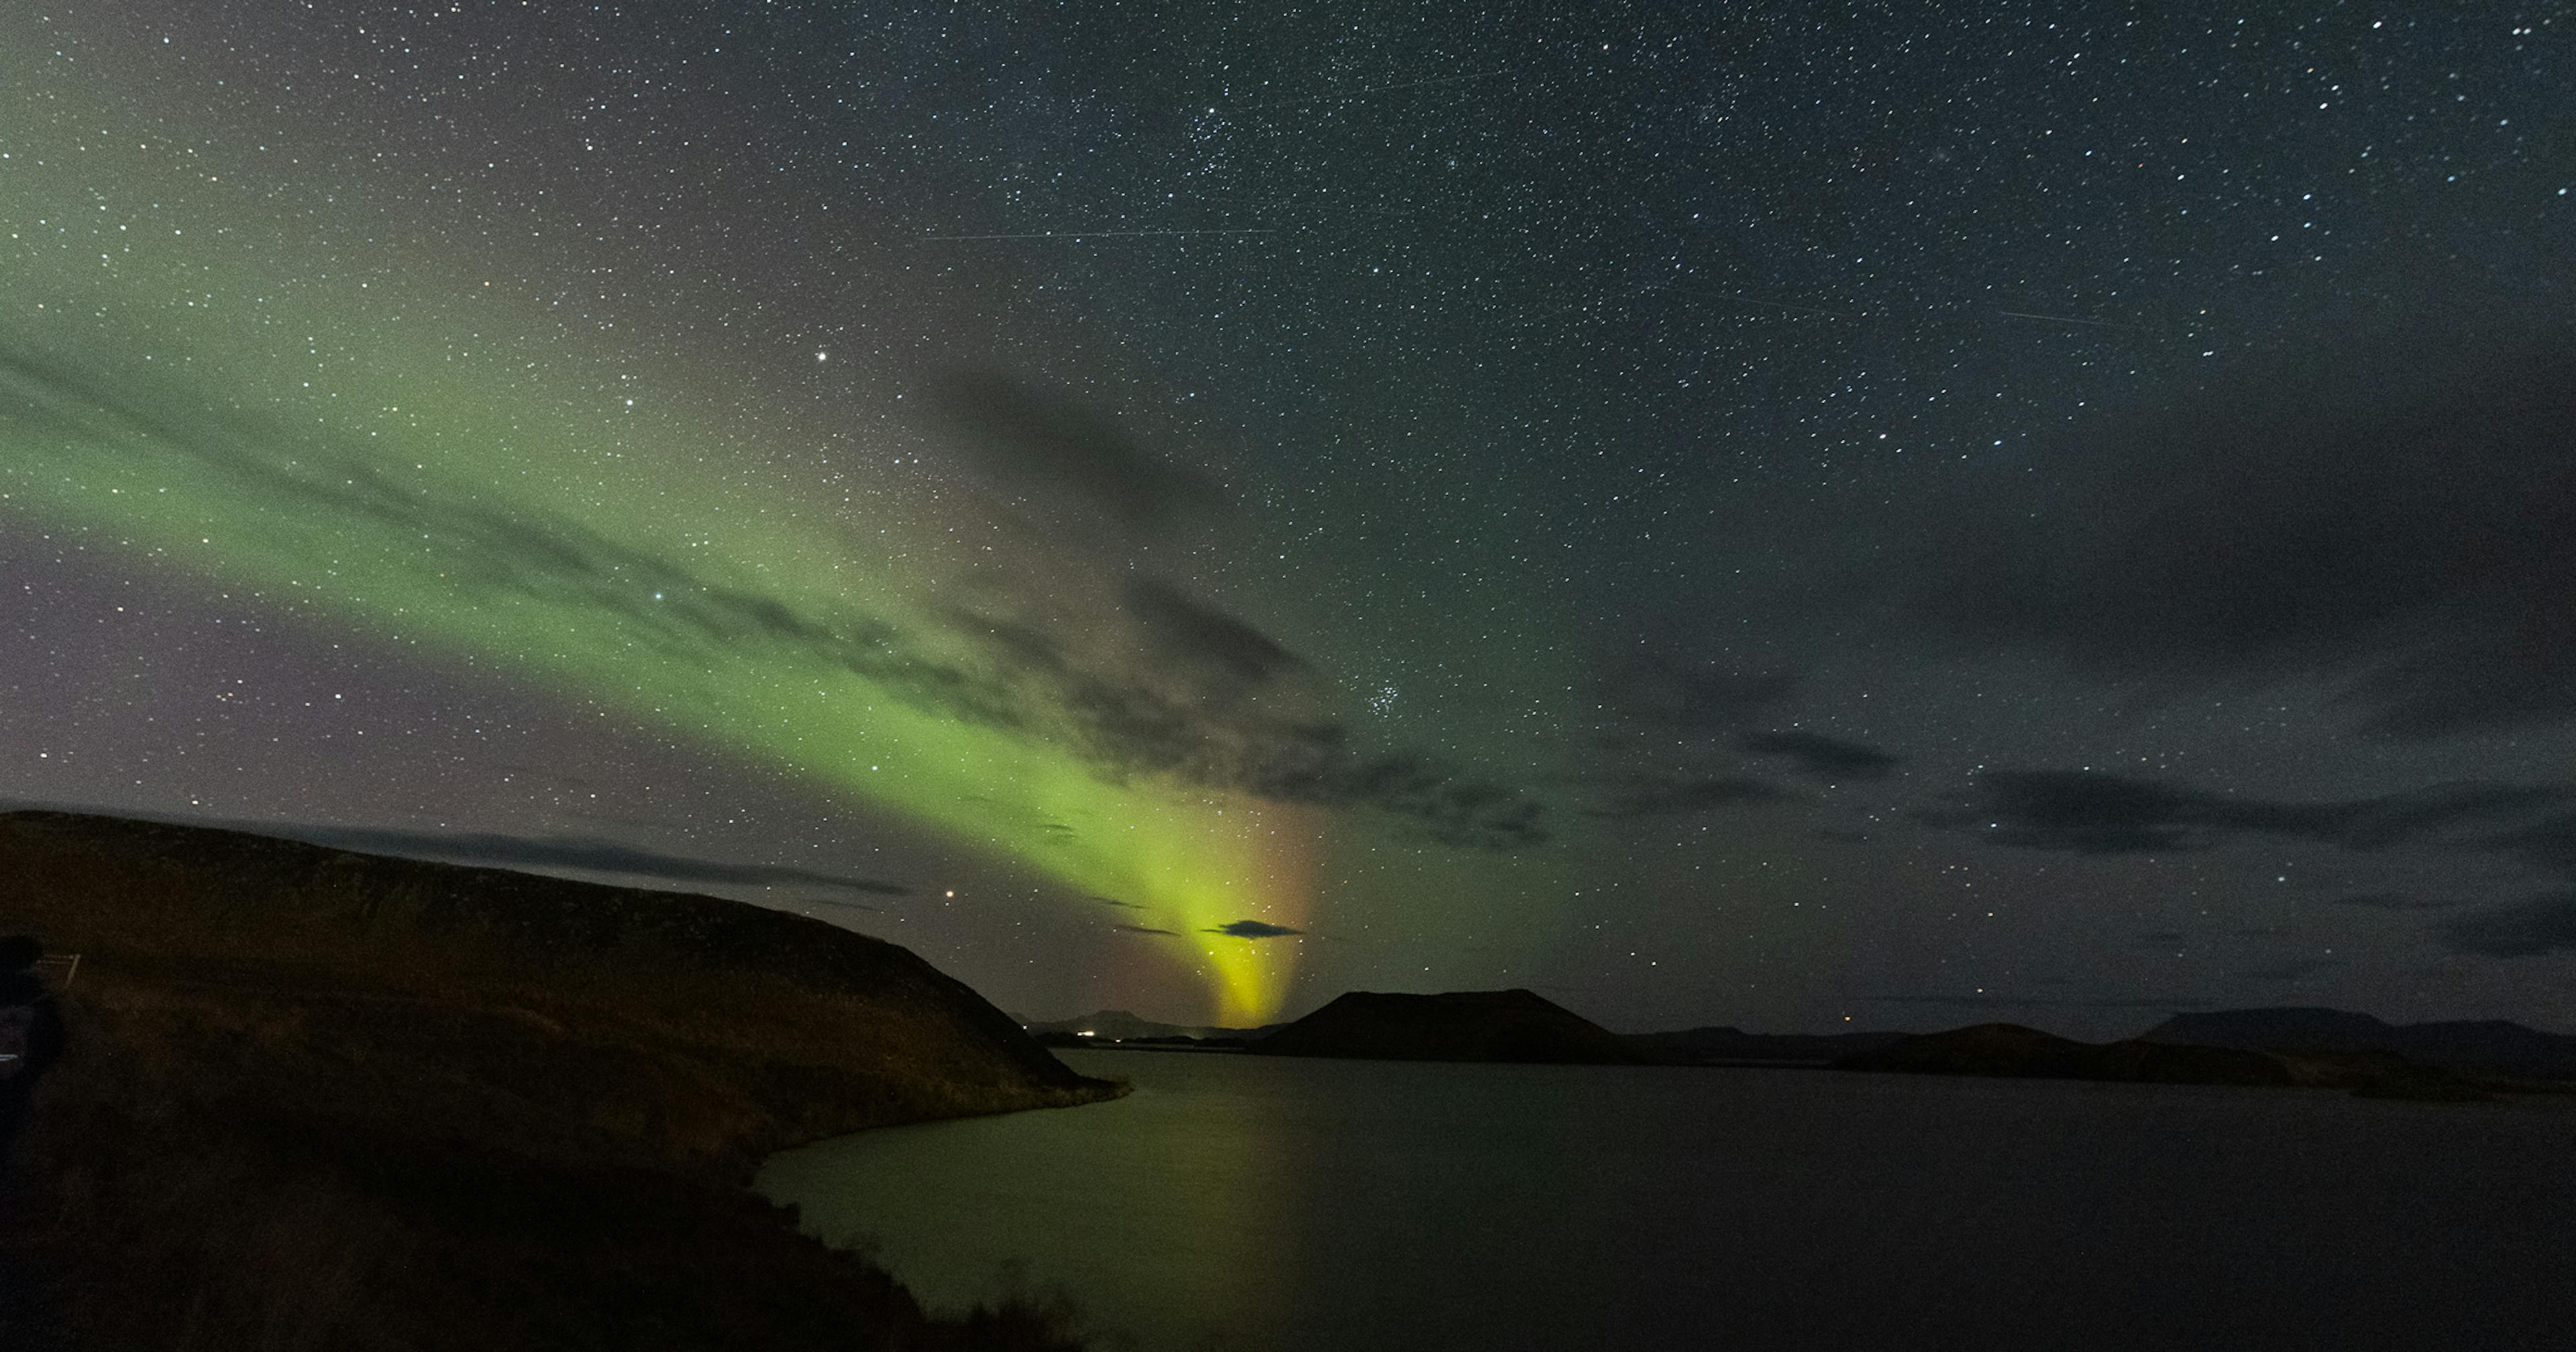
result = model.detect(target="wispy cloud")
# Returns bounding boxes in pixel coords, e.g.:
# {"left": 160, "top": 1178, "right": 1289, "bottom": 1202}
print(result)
{"left": 1588, "top": 776, "right": 1789, "bottom": 819}
{"left": 1922, "top": 769, "right": 2566, "bottom": 857}
{"left": 1737, "top": 730, "right": 1900, "bottom": 780}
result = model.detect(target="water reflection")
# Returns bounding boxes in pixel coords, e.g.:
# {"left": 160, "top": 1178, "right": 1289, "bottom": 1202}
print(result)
{"left": 759, "top": 1049, "right": 2576, "bottom": 1351}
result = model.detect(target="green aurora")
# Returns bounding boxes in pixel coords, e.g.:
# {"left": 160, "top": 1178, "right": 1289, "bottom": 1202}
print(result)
{"left": 0, "top": 52, "right": 1574, "bottom": 1024}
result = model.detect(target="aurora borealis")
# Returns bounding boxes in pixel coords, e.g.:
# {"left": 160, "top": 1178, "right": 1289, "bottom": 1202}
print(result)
{"left": 0, "top": 60, "right": 1410, "bottom": 1026}
{"left": 5, "top": 3, "right": 2573, "bottom": 1033}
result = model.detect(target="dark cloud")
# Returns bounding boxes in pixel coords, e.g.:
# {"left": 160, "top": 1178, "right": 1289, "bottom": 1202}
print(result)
{"left": 2237, "top": 958, "right": 2342, "bottom": 982}
{"left": 1114, "top": 923, "right": 1179, "bottom": 936}
{"left": 925, "top": 368, "right": 1224, "bottom": 534}
{"left": 2343, "top": 785, "right": 2575, "bottom": 851}
{"left": 1121, "top": 578, "right": 1303, "bottom": 685}
{"left": 1208, "top": 919, "right": 1301, "bottom": 939}
{"left": 221, "top": 820, "right": 909, "bottom": 899}
{"left": 2483, "top": 812, "right": 2576, "bottom": 879}
{"left": 2439, "top": 891, "right": 2576, "bottom": 958}
{"left": 1596, "top": 644, "right": 1801, "bottom": 731}
{"left": 951, "top": 610, "right": 1552, "bottom": 847}
{"left": 1927, "top": 769, "right": 2565, "bottom": 857}
{"left": 971, "top": 611, "right": 1554, "bottom": 845}
{"left": 1737, "top": 730, "right": 1900, "bottom": 780}
{"left": 1296, "top": 757, "right": 1546, "bottom": 849}
{"left": 1900, "top": 339, "right": 2576, "bottom": 736}
{"left": 1088, "top": 895, "right": 1142, "bottom": 910}
{"left": 1589, "top": 776, "right": 1788, "bottom": 819}
{"left": 2328, "top": 893, "right": 2466, "bottom": 911}
{"left": 794, "top": 896, "right": 885, "bottom": 913}
{"left": 1923, "top": 771, "right": 2320, "bottom": 854}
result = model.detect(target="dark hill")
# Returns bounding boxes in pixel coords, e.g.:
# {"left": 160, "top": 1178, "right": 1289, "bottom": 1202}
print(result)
{"left": 2142, "top": 1007, "right": 2576, "bottom": 1079}
{"left": 0, "top": 809, "right": 1113, "bottom": 1349}
{"left": 1252, "top": 989, "right": 1662, "bottom": 1064}
{"left": 1839, "top": 1023, "right": 2298, "bottom": 1086}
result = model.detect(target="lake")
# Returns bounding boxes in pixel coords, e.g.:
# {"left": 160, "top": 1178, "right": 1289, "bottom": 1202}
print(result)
{"left": 757, "top": 1050, "right": 2576, "bottom": 1350}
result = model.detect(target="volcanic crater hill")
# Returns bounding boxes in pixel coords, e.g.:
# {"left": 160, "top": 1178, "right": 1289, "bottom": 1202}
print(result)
{"left": 1252, "top": 988, "right": 1665, "bottom": 1064}
{"left": 0, "top": 808, "right": 1116, "bottom": 1351}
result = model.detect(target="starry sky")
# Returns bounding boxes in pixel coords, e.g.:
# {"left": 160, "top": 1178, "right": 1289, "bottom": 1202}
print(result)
{"left": 3, "top": 2, "right": 2570, "bottom": 1034}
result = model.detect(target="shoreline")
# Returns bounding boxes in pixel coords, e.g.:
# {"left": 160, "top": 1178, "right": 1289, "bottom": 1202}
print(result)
{"left": 4, "top": 951, "right": 1124, "bottom": 1350}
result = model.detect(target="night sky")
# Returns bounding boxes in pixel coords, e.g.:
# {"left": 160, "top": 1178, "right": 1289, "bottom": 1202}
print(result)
{"left": 4, "top": 3, "right": 2569, "bottom": 1034}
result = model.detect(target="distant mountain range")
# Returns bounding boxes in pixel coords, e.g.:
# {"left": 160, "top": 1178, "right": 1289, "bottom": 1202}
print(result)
{"left": 2140, "top": 1007, "right": 2576, "bottom": 1079}
{"left": 1839, "top": 1023, "right": 2300, "bottom": 1086}
{"left": 1019, "top": 997, "right": 2576, "bottom": 1085}
{"left": 1013, "top": 1009, "right": 1277, "bottom": 1042}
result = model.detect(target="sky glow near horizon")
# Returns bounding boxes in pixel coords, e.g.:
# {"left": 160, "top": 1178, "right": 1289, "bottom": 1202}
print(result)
{"left": 3, "top": 3, "right": 2571, "bottom": 1034}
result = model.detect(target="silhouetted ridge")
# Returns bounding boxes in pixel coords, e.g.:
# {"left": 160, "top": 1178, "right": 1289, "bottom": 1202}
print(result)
{"left": 0, "top": 808, "right": 1085, "bottom": 1109}
{"left": 2142, "top": 1007, "right": 2576, "bottom": 1078}
{"left": 1839, "top": 1023, "right": 2296, "bottom": 1086}
{"left": 1253, "top": 989, "right": 1660, "bottom": 1064}
{"left": 0, "top": 808, "right": 1112, "bottom": 1349}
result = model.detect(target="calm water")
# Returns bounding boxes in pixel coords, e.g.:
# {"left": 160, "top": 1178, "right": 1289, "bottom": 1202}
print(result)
{"left": 757, "top": 1050, "right": 2576, "bottom": 1351}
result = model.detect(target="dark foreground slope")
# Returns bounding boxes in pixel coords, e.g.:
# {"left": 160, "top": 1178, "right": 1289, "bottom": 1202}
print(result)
{"left": 1252, "top": 989, "right": 1663, "bottom": 1064}
{"left": 0, "top": 809, "right": 1118, "bottom": 1351}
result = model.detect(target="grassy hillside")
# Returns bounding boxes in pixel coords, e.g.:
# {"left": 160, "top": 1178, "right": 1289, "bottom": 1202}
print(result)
{"left": 0, "top": 809, "right": 1120, "bottom": 1350}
